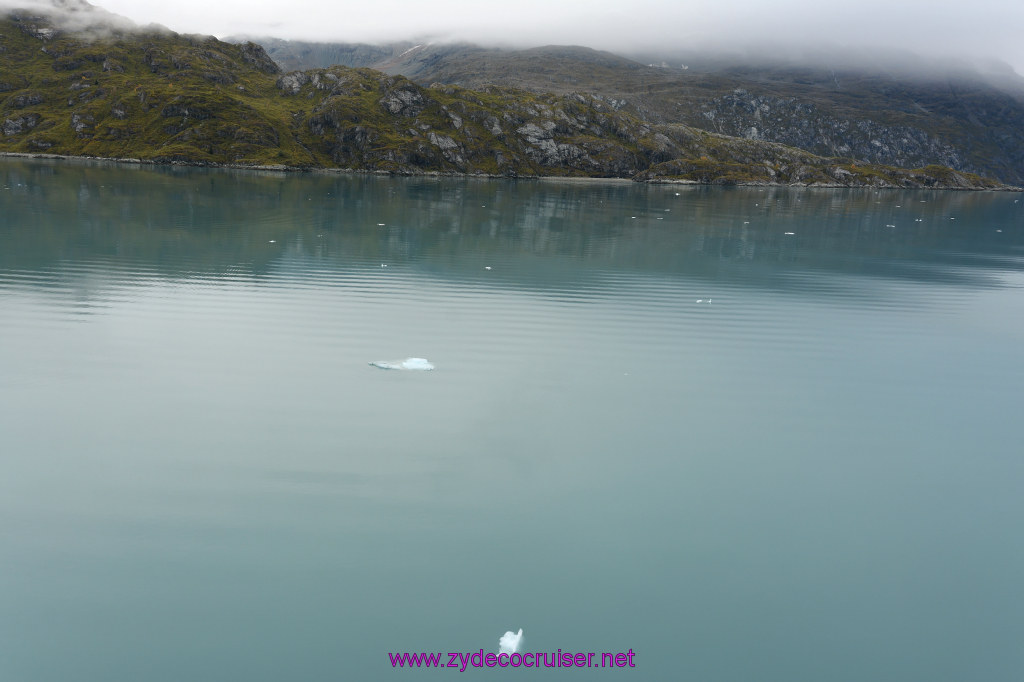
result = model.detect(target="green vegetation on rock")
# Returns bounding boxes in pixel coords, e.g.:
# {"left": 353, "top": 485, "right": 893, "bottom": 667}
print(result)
{"left": 259, "top": 40, "right": 1024, "bottom": 186}
{"left": 0, "top": 8, "right": 1016, "bottom": 190}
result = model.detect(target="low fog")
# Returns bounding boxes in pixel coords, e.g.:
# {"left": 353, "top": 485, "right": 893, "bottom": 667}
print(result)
{"left": 0, "top": 0, "right": 137, "bottom": 32}
{"left": 4, "top": 0, "right": 1023, "bottom": 75}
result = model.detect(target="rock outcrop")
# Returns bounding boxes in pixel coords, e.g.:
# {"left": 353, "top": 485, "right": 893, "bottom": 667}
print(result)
{"left": 0, "top": 10, "right": 1017, "bottom": 190}
{"left": 256, "top": 39, "right": 1024, "bottom": 186}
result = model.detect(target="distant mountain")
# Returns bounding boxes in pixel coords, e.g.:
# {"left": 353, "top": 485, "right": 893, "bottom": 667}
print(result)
{"left": 246, "top": 38, "right": 1024, "bottom": 185}
{"left": 0, "top": 6, "right": 1014, "bottom": 189}
{"left": 241, "top": 36, "right": 415, "bottom": 73}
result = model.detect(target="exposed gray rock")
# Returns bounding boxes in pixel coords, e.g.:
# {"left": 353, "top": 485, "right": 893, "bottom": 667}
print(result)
{"left": 515, "top": 121, "right": 590, "bottom": 166}
{"left": 3, "top": 113, "right": 40, "bottom": 135}
{"left": 698, "top": 91, "right": 967, "bottom": 174}
{"left": 379, "top": 84, "right": 425, "bottom": 117}
{"left": 427, "top": 131, "right": 459, "bottom": 151}
{"left": 427, "top": 132, "right": 465, "bottom": 164}
{"left": 484, "top": 116, "right": 502, "bottom": 135}
{"left": 70, "top": 112, "right": 94, "bottom": 136}
{"left": 444, "top": 108, "right": 463, "bottom": 129}
{"left": 22, "top": 24, "right": 57, "bottom": 40}
{"left": 276, "top": 71, "right": 308, "bottom": 95}
{"left": 238, "top": 41, "right": 280, "bottom": 75}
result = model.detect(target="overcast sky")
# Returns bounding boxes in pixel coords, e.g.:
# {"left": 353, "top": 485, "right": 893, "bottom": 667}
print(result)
{"left": 33, "top": 0, "right": 1024, "bottom": 73}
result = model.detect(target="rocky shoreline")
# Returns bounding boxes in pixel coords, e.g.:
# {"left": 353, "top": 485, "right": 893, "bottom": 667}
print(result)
{"left": 3, "top": 152, "right": 1019, "bottom": 191}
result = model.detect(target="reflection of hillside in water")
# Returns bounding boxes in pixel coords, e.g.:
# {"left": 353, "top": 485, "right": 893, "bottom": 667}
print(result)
{"left": 2, "top": 158, "right": 1021, "bottom": 297}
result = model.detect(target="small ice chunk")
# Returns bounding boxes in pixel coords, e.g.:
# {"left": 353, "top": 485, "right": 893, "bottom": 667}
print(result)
{"left": 499, "top": 628, "right": 523, "bottom": 654}
{"left": 370, "top": 357, "right": 435, "bottom": 371}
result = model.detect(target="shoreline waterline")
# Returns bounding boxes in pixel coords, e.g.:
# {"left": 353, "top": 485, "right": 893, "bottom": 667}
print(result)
{"left": 2, "top": 151, "right": 1019, "bottom": 192}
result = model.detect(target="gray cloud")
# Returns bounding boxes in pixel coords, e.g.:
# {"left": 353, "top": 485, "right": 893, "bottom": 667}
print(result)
{"left": 5, "top": 0, "right": 1023, "bottom": 74}
{"left": 0, "top": 0, "right": 138, "bottom": 32}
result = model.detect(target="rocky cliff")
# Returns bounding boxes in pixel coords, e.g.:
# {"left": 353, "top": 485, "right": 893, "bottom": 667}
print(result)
{"left": 259, "top": 39, "right": 1024, "bottom": 186}
{"left": 0, "top": 7, "right": 1015, "bottom": 189}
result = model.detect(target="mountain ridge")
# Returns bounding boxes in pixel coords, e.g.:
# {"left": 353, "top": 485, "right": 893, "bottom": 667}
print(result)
{"left": 0, "top": 5, "right": 1016, "bottom": 190}
{"left": 246, "top": 37, "right": 1024, "bottom": 185}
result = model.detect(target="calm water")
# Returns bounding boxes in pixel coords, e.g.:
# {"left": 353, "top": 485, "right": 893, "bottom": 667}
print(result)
{"left": 2, "top": 158, "right": 1023, "bottom": 681}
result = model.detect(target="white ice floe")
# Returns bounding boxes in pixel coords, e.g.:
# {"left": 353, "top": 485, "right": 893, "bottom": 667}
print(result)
{"left": 369, "top": 358, "right": 435, "bottom": 371}
{"left": 499, "top": 628, "right": 523, "bottom": 654}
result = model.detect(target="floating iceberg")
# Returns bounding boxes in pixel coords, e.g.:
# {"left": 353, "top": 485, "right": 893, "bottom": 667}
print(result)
{"left": 499, "top": 628, "right": 523, "bottom": 654}
{"left": 369, "top": 357, "right": 435, "bottom": 371}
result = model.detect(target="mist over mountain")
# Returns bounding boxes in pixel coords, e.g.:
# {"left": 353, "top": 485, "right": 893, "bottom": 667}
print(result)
{"left": 1, "top": 0, "right": 1021, "bottom": 188}
{"left": 228, "top": 35, "right": 1024, "bottom": 185}
{"left": 52, "top": 0, "right": 1021, "bottom": 78}
{"left": 0, "top": 0, "right": 137, "bottom": 33}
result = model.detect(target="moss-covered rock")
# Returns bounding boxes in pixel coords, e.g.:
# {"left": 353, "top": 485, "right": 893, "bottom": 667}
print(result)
{"left": 0, "top": 10, "right": 1017, "bottom": 189}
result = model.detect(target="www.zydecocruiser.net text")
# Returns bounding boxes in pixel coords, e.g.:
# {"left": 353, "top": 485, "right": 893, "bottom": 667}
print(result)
{"left": 389, "top": 649, "right": 637, "bottom": 671}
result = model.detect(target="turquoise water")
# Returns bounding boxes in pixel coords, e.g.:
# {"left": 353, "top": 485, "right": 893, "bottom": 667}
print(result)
{"left": 1, "top": 158, "right": 1023, "bottom": 680}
